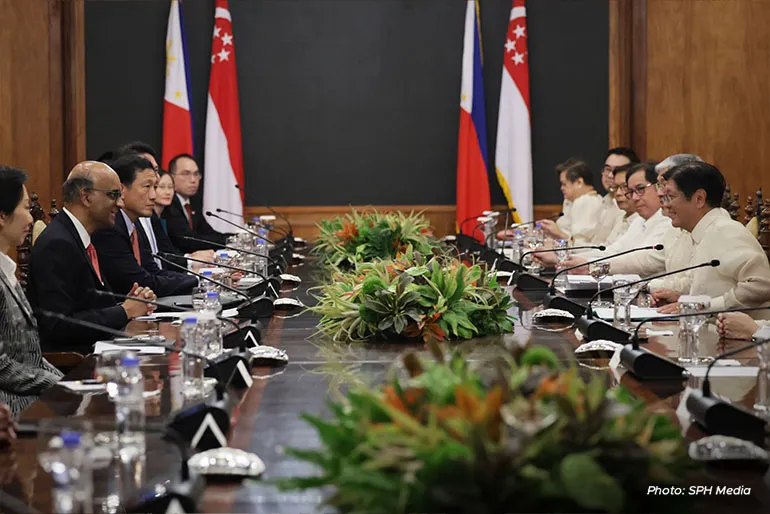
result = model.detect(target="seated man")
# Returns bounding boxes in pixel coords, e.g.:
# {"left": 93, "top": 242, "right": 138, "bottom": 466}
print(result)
{"left": 597, "top": 162, "right": 639, "bottom": 246}
{"left": 591, "top": 147, "right": 639, "bottom": 245}
{"left": 163, "top": 153, "right": 230, "bottom": 253}
{"left": 92, "top": 154, "right": 198, "bottom": 297}
{"left": 539, "top": 158, "right": 604, "bottom": 245}
{"left": 28, "top": 161, "right": 155, "bottom": 352}
{"left": 655, "top": 161, "right": 770, "bottom": 312}
{"left": 542, "top": 163, "right": 672, "bottom": 273}
{"left": 111, "top": 142, "right": 214, "bottom": 270}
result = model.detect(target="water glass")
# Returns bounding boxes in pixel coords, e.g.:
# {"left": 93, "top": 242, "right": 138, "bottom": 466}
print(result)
{"left": 95, "top": 350, "right": 137, "bottom": 399}
{"left": 588, "top": 262, "right": 611, "bottom": 307}
{"left": 678, "top": 295, "right": 712, "bottom": 364}
{"left": 552, "top": 239, "right": 569, "bottom": 289}
{"left": 754, "top": 342, "right": 770, "bottom": 418}
{"left": 611, "top": 277, "right": 638, "bottom": 329}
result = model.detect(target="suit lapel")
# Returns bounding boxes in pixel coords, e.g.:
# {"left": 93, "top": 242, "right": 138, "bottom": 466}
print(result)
{"left": 56, "top": 213, "right": 104, "bottom": 287}
{"left": 0, "top": 270, "right": 35, "bottom": 325}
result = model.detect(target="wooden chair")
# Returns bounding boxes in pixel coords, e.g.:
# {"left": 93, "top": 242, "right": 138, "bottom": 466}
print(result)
{"left": 728, "top": 191, "right": 740, "bottom": 221}
{"left": 16, "top": 194, "right": 84, "bottom": 372}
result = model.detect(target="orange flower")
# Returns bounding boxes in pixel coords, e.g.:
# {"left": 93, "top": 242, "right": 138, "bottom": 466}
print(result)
{"left": 383, "top": 385, "right": 425, "bottom": 417}
{"left": 335, "top": 221, "right": 359, "bottom": 242}
{"left": 420, "top": 227, "right": 434, "bottom": 237}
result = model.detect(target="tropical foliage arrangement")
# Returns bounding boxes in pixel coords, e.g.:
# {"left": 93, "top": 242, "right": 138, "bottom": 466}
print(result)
{"left": 309, "top": 249, "right": 515, "bottom": 343}
{"left": 280, "top": 344, "right": 697, "bottom": 514}
{"left": 313, "top": 209, "right": 440, "bottom": 267}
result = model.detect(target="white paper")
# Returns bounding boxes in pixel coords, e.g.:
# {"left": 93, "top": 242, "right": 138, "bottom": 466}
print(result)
{"left": 59, "top": 381, "right": 106, "bottom": 393}
{"left": 93, "top": 342, "right": 166, "bottom": 355}
{"left": 135, "top": 308, "right": 238, "bottom": 322}
{"left": 592, "top": 306, "right": 668, "bottom": 321}
{"left": 645, "top": 329, "right": 675, "bottom": 337}
{"left": 686, "top": 366, "right": 759, "bottom": 378}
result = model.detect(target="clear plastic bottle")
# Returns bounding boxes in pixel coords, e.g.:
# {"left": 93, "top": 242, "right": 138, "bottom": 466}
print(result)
{"left": 254, "top": 227, "right": 270, "bottom": 280}
{"left": 203, "top": 291, "right": 222, "bottom": 314}
{"left": 50, "top": 431, "right": 88, "bottom": 514}
{"left": 114, "top": 356, "right": 145, "bottom": 458}
{"left": 181, "top": 316, "right": 204, "bottom": 398}
{"left": 200, "top": 269, "right": 216, "bottom": 292}
{"left": 198, "top": 311, "right": 223, "bottom": 358}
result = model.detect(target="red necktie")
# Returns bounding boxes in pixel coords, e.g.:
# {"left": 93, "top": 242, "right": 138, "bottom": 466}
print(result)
{"left": 130, "top": 228, "right": 141, "bottom": 264}
{"left": 86, "top": 243, "right": 103, "bottom": 283}
{"left": 184, "top": 203, "right": 194, "bottom": 229}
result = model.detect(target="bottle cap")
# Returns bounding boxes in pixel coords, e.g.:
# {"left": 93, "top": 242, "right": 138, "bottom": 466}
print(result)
{"left": 183, "top": 317, "right": 197, "bottom": 324}
{"left": 60, "top": 431, "right": 81, "bottom": 448}
{"left": 206, "top": 291, "right": 219, "bottom": 299}
{"left": 121, "top": 355, "right": 140, "bottom": 367}
{"left": 202, "top": 269, "right": 213, "bottom": 276}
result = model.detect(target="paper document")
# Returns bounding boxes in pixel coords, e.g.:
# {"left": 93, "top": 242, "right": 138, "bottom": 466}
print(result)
{"left": 592, "top": 306, "right": 669, "bottom": 321}
{"left": 93, "top": 342, "right": 166, "bottom": 355}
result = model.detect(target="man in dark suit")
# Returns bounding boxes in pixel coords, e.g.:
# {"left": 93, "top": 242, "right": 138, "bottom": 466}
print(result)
{"left": 163, "top": 153, "right": 230, "bottom": 253}
{"left": 111, "top": 142, "right": 215, "bottom": 271}
{"left": 92, "top": 154, "right": 198, "bottom": 297}
{"left": 28, "top": 161, "right": 156, "bottom": 352}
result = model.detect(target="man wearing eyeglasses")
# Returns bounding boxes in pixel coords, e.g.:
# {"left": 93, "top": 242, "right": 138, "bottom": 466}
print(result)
{"left": 591, "top": 147, "right": 640, "bottom": 245}
{"left": 162, "top": 153, "right": 229, "bottom": 253}
{"left": 28, "top": 161, "right": 156, "bottom": 352}
{"left": 544, "top": 163, "right": 672, "bottom": 273}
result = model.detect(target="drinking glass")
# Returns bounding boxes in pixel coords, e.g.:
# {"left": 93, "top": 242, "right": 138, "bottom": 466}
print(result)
{"left": 754, "top": 341, "right": 770, "bottom": 418}
{"left": 678, "top": 295, "right": 712, "bottom": 364}
{"left": 191, "top": 284, "right": 207, "bottom": 311}
{"left": 588, "top": 262, "right": 611, "bottom": 308}
{"left": 553, "top": 239, "right": 569, "bottom": 289}
{"left": 95, "top": 350, "right": 137, "bottom": 399}
{"left": 611, "top": 277, "right": 639, "bottom": 329}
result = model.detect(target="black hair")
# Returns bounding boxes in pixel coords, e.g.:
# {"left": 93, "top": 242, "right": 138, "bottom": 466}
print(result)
{"left": 110, "top": 154, "right": 155, "bottom": 186}
{"left": 626, "top": 162, "right": 657, "bottom": 186}
{"left": 556, "top": 158, "right": 594, "bottom": 188}
{"left": 118, "top": 141, "right": 158, "bottom": 162}
{"left": 606, "top": 147, "right": 640, "bottom": 164}
{"left": 0, "top": 166, "right": 28, "bottom": 216}
{"left": 668, "top": 161, "right": 726, "bottom": 208}
{"left": 95, "top": 150, "right": 115, "bottom": 165}
{"left": 611, "top": 162, "right": 635, "bottom": 177}
{"left": 168, "top": 153, "right": 197, "bottom": 175}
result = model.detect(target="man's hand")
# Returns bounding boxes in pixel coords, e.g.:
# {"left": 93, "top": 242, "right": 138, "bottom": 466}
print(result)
{"left": 651, "top": 288, "right": 681, "bottom": 306}
{"left": 533, "top": 251, "right": 559, "bottom": 266}
{"left": 538, "top": 219, "right": 567, "bottom": 240}
{"left": 191, "top": 249, "right": 215, "bottom": 262}
{"left": 0, "top": 404, "right": 17, "bottom": 443}
{"left": 656, "top": 302, "right": 680, "bottom": 314}
{"left": 559, "top": 256, "right": 589, "bottom": 274}
{"left": 716, "top": 312, "right": 759, "bottom": 340}
{"left": 121, "top": 282, "right": 157, "bottom": 319}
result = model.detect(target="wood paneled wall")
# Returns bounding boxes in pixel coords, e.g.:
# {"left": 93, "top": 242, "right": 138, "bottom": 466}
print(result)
{"left": 0, "top": 0, "right": 85, "bottom": 218}
{"left": 611, "top": 0, "right": 770, "bottom": 204}
{"left": 244, "top": 205, "right": 563, "bottom": 240}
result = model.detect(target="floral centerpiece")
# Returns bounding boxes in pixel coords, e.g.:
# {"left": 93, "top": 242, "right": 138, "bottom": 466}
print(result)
{"left": 280, "top": 344, "right": 697, "bottom": 514}
{"left": 314, "top": 209, "right": 440, "bottom": 267}
{"left": 309, "top": 249, "right": 515, "bottom": 343}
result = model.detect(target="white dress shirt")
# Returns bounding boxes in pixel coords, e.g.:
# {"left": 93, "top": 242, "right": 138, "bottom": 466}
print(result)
{"left": 177, "top": 193, "right": 192, "bottom": 225}
{"left": 688, "top": 208, "right": 770, "bottom": 311}
{"left": 582, "top": 209, "right": 671, "bottom": 273}
{"left": 138, "top": 217, "right": 161, "bottom": 267}
{"left": 0, "top": 253, "right": 18, "bottom": 288}
{"left": 555, "top": 192, "right": 604, "bottom": 246}
{"left": 62, "top": 207, "right": 91, "bottom": 249}
{"left": 604, "top": 212, "right": 639, "bottom": 247}
{"left": 590, "top": 194, "right": 624, "bottom": 246}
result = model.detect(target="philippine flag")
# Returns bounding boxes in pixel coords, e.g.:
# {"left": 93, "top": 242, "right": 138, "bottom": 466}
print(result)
{"left": 161, "top": 0, "right": 194, "bottom": 171}
{"left": 203, "top": 0, "right": 245, "bottom": 232}
{"left": 456, "top": 0, "right": 492, "bottom": 239}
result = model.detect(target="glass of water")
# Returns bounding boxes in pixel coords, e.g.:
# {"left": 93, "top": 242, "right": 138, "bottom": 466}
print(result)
{"left": 755, "top": 342, "right": 770, "bottom": 418}
{"left": 611, "top": 277, "right": 639, "bottom": 329}
{"left": 588, "top": 261, "right": 611, "bottom": 307}
{"left": 678, "top": 295, "right": 712, "bottom": 364}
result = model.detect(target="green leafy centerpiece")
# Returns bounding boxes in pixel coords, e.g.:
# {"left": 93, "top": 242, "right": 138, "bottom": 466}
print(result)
{"left": 280, "top": 344, "right": 697, "bottom": 514}
{"left": 314, "top": 209, "right": 440, "bottom": 268}
{"left": 310, "top": 250, "right": 515, "bottom": 343}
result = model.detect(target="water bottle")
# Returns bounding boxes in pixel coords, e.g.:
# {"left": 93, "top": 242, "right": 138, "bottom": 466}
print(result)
{"left": 51, "top": 431, "right": 90, "bottom": 514}
{"left": 254, "top": 227, "right": 270, "bottom": 280}
{"left": 512, "top": 229, "right": 525, "bottom": 262}
{"left": 532, "top": 222, "right": 545, "bottom": 245}
{"left": 181, "top": 316, "right": 205, "bottom": 398}
{"left": 201, "top": 269, "right": 216, "bottom": 292}
{"left": 198, "top": 311, "right": 223, "bottom": 358}
{"left": 203, "top": 291, "right": 222, "bottom": 314}
{"left": 114, "top": 356, "right": 145, "bottom": 458}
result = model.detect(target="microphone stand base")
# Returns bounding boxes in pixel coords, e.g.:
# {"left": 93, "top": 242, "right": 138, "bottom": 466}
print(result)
{"left": 516, "top": 273, "right": 550, "bottom": 291}
{"left": 206, "top": 351, "right": 253, "bottom": 390}
{"left": 686, "top": 389, "right": 767, "bottom": 447}
{"left": 543, "top": 292, "right": 587, "bottom": 318}
{"left": 127, "top": 474, "right": 204, "bottom": 514}
{"left": 619, "top": 344, "right": 688, "bottom": 381}
{"left": 168, "top": 400, "right": 231, "bottom": 451}
{"left": 575, "top": 317, "right": 631, "bottom": 343}
{"left": 237, "top": 296, "right": 275, "bottom": 319}
{"left": 223, "top": 321, "right": 263, "bottom": 349}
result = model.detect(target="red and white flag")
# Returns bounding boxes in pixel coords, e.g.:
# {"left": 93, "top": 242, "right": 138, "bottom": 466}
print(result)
{"left": 162, "top": 0, "right": 194, "bottom": 170}
{"left": 203, "top": 0, "right": 245, "bottom": 232}
{"left": 494, "top": 0, "right": 532, "bottom": 223}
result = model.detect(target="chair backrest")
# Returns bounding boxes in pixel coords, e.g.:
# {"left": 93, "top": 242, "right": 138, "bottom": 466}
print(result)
{"left": 16, "top": 193, "right": 56, "bottom": 293}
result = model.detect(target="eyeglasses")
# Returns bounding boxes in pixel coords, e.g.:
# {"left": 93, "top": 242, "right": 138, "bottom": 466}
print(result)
{"left": 608, "top": 184, "right": 628, "bottom": 194}
{"left": 624, "top": 183, "right": 655, "bottom": 199}
{"left": 87, "top": 188, "right": 122, "bottom": 201}
{"left": 602, "top": 166, "right": 615, "bottom": 175}
{"left": 175, "top": 170, "right": 201, "bottom": 179}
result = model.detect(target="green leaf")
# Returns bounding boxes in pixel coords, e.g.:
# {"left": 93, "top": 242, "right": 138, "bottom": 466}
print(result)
{"left": 560, "top": 453, "right": 625, "bottom": 513}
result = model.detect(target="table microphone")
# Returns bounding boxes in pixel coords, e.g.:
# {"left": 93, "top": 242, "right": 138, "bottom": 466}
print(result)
{"left": 205, "top": 211, "right": 282, "bottom": 247}
{"left": 234, "top": 183, "right": 294, "bottom": 237}
{"left": 686, "top": 336, "right": 769, "bottom": 446}
{"left": 542, "top": 244, "right": 664, "bottom": 316}
{"left": 153, "top": 253, "right": 275, "bottom": 319}
{"left": 215, "top": 207, "right": 291, "bottom": 238}
{"left": 183, "top": 236, "right": 282, "bottom": 266}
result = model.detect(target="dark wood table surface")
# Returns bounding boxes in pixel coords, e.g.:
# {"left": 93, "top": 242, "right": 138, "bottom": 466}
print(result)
{"left": 4, "top": 259, "right": 770, "bottom": 513}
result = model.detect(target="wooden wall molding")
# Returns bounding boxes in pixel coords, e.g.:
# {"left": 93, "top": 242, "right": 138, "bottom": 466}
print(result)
{"left": 244, "top": 204, "right": 563, "bottom": 240}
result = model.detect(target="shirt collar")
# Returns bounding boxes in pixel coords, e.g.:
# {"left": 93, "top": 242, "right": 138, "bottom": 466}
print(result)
{"left": 120, "top": 209, "right": 134, "bottom": 236}
{"left": 176, "top": 193, "right": 190, "bottom": 206}
{"left": 0, "top": 252, "right": 17, "bottom": 286}
{"left": 642, "top": 208, "right": 664, "bottom": 228}
{"left": 62, "top": 207, "right": 91, "bottom": 249}
{"left": 690, "top": 208, "right": 722, "bottom": 244}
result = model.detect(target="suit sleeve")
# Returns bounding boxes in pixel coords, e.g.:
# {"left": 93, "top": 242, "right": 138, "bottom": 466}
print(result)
{"left": 30, "top": 238, "right": 128, "bottom": 351}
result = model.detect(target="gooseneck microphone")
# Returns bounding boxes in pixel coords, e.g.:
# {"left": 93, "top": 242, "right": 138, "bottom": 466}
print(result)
{"left": 182, "top": 236, "right": 281, "bottom": 267}
{"left": 518, "top": 244, "right": 606, "bottom": 271}
{"left": 205, "top": 211, "right": 281, "bottom": 246}
{"left": 234, "top": 183, "right": 294, "bottom": 236}
{"left": 547, "top": 244, "right": 664, "bottom": 295}
{"left": 586, "top": 260, "right": 721, "bottom": 320}
{"left": 686, "top": 336, "right": 770, "bottom": 445}
{"left": 157, "top": 251, "right": 275, "bottom": 287}
{"left": 511, "top": 211, "right": 563, "bottom": 228}
{"left": 215, "top": 208, "right": 290, "bottom": 237}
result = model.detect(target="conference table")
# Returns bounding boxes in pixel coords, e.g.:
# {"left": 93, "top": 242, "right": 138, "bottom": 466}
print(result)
{"left": 5, "top": 257, "right": 770, "bottom": 513}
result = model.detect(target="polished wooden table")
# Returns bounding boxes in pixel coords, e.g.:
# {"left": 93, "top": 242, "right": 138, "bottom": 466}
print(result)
{"left": 4, "top": 260, "right": 770, "bottom": 513}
